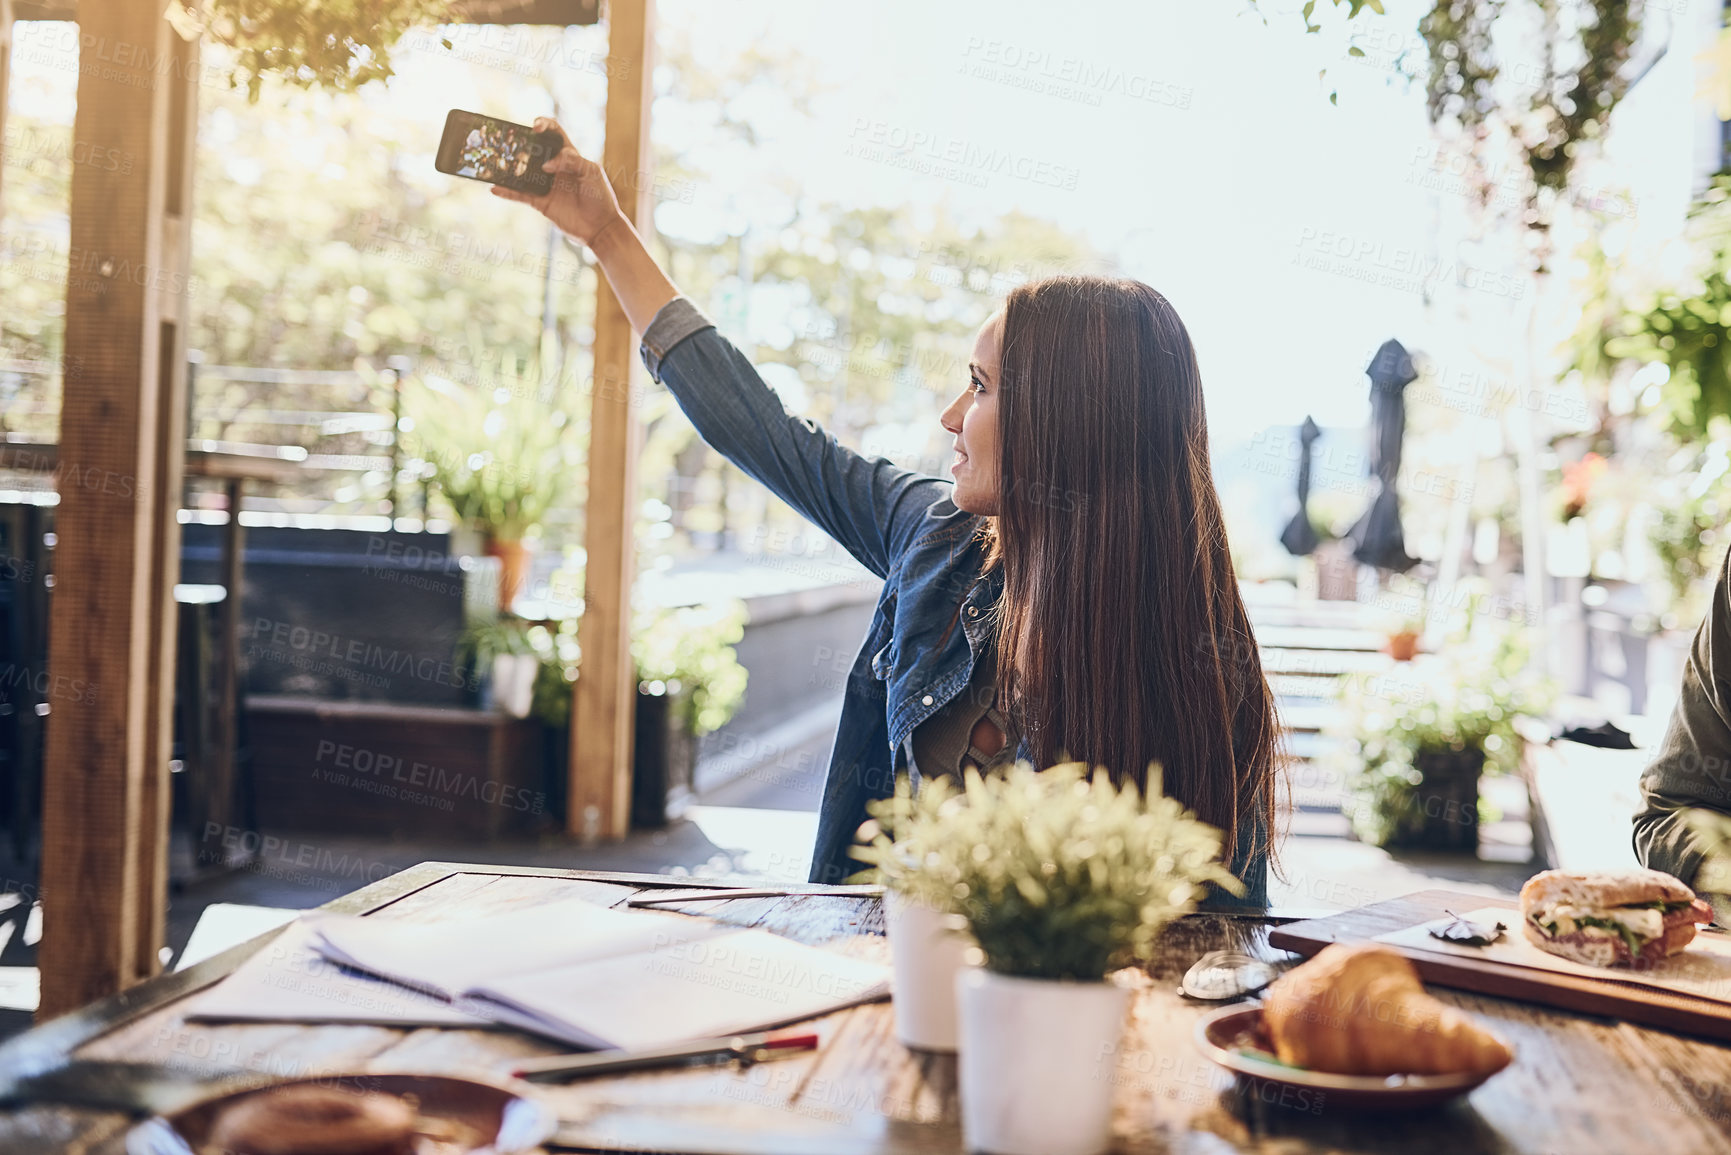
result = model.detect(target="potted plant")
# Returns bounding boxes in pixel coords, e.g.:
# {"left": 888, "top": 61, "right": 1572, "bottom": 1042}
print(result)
{"left": 1331, "top": 631, "right": 1553, "bottom": 850}
{"left": 847, "top": 775, "right": 975, "bottom": 1052}
{"left": 857, "top": 762, "right": 1241, "bottom": 1155}
{"left": 1366, "top": 600, "right": 1426, "bottom": 662}
{"left": 629, "top": 600, "right": 750, "bottom": 826}
{"left": 514, "top": 598, "right": 750, "bottom": 828}
{"left": 399, "top": 358, "right": 581, "bottom": 611}
{"left": 1383, "top": 616, "right": 1424, "bottom": 661}
{"left": 456, "top": 619, "right": 540, "bottom": 718}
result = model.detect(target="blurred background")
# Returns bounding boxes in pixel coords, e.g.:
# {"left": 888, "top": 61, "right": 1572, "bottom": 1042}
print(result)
{"left": 4, "top": 0, "right": 1731, "bottom": 1030}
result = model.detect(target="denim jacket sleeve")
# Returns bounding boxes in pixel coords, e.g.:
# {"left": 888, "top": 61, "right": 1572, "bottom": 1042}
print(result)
{"left": 1635, "top": 547, "right": 1731, "bottom": 917}
{"left": 640, "top": 297, "right": 950, "bottom": 580}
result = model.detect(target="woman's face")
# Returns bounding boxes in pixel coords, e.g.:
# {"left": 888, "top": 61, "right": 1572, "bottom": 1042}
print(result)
{"left": 941, "top": 313, "right": 1003, "bottom": 515}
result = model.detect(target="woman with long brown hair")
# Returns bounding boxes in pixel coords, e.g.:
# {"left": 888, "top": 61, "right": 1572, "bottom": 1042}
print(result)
{"left": 499, "top": 120, "right": 1283, "bottom": 905}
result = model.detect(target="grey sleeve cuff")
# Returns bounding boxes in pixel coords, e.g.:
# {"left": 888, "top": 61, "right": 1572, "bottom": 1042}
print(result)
{"left": 640, "top": 296, "right": 717, "bottom": 382}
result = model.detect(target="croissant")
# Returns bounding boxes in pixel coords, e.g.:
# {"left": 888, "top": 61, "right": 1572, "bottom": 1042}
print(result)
{"left": 1261, "top": 942, "right": 1512, "bottom": 1077}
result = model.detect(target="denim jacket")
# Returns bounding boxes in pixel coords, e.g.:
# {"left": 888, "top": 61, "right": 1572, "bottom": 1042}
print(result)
{"left": 639, "top": 297, "right": 1268, "bottom": 908}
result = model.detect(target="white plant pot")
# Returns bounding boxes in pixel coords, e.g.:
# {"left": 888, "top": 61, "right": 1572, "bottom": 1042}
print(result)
{"left": 491, "top": 653, "right": 538, "bottom": 719}
{"left": 885, "top": 890, "right": 970, "bottom": 1052}
{"left": 957, "top": 968, "right": 1130, "bottom": 1155}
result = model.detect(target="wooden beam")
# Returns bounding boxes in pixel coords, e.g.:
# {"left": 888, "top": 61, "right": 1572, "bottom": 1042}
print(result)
{"left": 569, "top": 0, "right": 653, "bottom": 840}
{"left": 38, "top": 0, "right": 196, "bottom": 1017}
{"left": 0, "top": 0, "right": 11, "bottom": 234}
{"left": 134, "top": 25, "right": 198, "bottom": 984}
{"left": 447, "top": 0, "right": 602, "bottom": 23}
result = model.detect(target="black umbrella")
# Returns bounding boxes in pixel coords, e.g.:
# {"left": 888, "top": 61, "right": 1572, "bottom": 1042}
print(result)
{"left": 1279, "top": 416, "right": 1322, "bottom": 556}
{"left": 1346, "top": 339, "right": 1420, "bottom": 573}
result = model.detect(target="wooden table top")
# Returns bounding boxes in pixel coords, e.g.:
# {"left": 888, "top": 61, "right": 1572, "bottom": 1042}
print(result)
{"left": 2, "top": 861, "right": 1729, "bottom": 1154}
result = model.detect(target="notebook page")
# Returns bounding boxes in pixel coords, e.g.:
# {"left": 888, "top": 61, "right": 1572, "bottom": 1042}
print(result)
{"left": 468, "top": 927, "right": 891, "bottom": 1051}
{"left": 309, "top": 895, "right": 720, "bottom": 1000}
{"left": 186, "top": 919, "right": 493, "bottom": 1028}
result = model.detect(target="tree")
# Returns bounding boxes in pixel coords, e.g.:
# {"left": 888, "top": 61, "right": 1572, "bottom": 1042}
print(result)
{"left": 173, "top": 0, "right": 455, "bottom": 99}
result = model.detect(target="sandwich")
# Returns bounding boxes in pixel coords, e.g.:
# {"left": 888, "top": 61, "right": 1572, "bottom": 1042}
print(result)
{"left": 1519, "top": 868, "right": 1714, "bottom": 969}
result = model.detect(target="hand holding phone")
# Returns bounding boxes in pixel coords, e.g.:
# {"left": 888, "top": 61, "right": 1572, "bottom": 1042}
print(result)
{"left": 435, "top": 109, "right": 562, "bottom": 196}
{"left": 483, "top": 115, "right": 679, "bottom": 333}
{"left": 485, "top": 117, "right": 625, "bottom": 248}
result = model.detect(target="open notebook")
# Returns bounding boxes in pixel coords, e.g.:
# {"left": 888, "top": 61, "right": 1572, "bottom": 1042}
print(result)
{"left": 297, "top": 894, "right": 889, "bottom": 1051}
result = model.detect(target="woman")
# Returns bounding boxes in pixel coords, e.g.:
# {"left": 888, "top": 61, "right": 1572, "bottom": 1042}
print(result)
{"left": 498, "top": 120, "right": 1283, "bottom": 905}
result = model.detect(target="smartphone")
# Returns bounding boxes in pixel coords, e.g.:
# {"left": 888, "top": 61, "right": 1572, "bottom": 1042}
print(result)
{"left": 434, "top": 109, "right": 560, "bottom": 196}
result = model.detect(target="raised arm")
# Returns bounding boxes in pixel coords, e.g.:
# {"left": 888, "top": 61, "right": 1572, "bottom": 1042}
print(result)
{"left": 493, "top": 119, "right": 949, "bottom": 578}
{"left": 491, "top": 119, "right": 677, "bottom": 332}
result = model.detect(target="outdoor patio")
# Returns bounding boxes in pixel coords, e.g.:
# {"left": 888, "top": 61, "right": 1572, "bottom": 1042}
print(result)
{"left": 4, "top": 0, "right": 1731, "bottom": 1151}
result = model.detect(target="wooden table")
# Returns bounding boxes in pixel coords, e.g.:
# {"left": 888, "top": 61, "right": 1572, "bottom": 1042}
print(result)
{"left": 2, "top": 862, "right": 1730, "bottom": 1154}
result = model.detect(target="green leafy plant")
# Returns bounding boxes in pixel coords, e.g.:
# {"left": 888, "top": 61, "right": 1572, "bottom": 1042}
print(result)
{"left": 456, "top": 616, "right": 539, "bottom": 667}
{"left": 506, "top": 617, "right": 573, "bottom": 728}
{"left": 1648, "top": 431, "right": 1731, "bottom": 623}
{"left": 1584, "top": 178, "right": 1731, "bottom": 438}
{"left": 632, "top": 601, "right": 750, "bottom": 736}
{"left": 173, "top": 0, "right": 453, "bottom": 101}
{"left": 850, "top": 763, "right": 1243, "bottom": 981}
{"left": 1330, "top": 631, "right": 1554, "bottom": 846}
{"left": 398, "top": 356, "right": 583, "bottom": 542}
{"left": 478, "top": 599, "right": 748, "bottom": 736}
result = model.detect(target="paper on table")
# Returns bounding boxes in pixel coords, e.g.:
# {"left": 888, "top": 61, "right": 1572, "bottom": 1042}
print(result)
{"left": 186, "top": 919, "right": 493, "bottom": 1028}
{"left": 1376, "top": 907, "right": 1731, "bottom": 1006}
{"left": 300, "top": 893, "right": 891, "bottom": 1051}
{"left": 468, "top": 927, "right": 892, "bottom": 1052}
{"left": 307, "top": 894, "right": 721, "bottom": 1001}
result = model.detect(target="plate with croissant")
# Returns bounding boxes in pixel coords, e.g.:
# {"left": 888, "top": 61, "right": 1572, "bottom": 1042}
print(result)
{"left": 1194, "top": 942, "right": 1514, "bottom": 1110}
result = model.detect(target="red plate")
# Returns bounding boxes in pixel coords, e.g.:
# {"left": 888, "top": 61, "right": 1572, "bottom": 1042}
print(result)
{"left": 1193, "top": 1006, "right": 1513, "bottom": 1111}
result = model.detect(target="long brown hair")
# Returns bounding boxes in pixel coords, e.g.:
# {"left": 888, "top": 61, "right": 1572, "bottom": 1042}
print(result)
{"left": 987, "top": 275, "right": 1282, "bottom": 862}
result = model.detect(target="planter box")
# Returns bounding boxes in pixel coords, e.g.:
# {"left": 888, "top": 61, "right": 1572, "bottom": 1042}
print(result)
{"left": 535, "top": 688, "right": 697, "bottom": 832}
{"left": 632, "top": 688, "right": 697, "bottom": 828}
{"left": 181, "top": 524, "right": 494, "bottom": 707}
{"left": 1399, "top": 748, "right": 1486, "bottom": 852}
{"left": 242, "top": 695, "right": 550, "bottom": 842}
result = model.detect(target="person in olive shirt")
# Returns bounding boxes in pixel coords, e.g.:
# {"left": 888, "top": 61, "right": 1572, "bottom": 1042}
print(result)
{"left": 1634, "top": 548, "right": 1731, "bottom": 920}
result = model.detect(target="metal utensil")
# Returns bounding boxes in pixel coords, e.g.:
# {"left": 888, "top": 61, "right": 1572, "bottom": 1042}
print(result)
{"left": 1178, "top": 950, "right": 1282, "bottom": 1003}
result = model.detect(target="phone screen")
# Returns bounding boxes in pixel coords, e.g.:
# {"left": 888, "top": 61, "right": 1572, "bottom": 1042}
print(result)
{"left": 435, "top": 110, "right": 558, "bottom": 196}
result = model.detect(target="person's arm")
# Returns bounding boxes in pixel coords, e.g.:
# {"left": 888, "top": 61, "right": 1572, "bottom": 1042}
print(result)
{"left": 493, "top": 120, "right": 948, "bottom": 578}
{"left": 490, "top": 119, "right": 676, "bottom": 332}
{"left": 1634, "top": 548, "right": 1731, "bottom": 916}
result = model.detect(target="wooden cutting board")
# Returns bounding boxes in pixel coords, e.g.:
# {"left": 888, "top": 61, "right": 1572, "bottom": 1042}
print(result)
{"left": 1267, "top": 888, "right": 1731, "bottom": 1043}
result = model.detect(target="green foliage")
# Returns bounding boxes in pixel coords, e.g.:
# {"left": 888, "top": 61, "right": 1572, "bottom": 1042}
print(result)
{"left": 1418, "top": 0, "right": 1643, "bottom": 193}
{"left": 632, "top": 601, "right": 750, "bottom": 736}
{"left": 521, "top": 616, "right": 583, "bottom": 729}
{"left": 850, "top": 764, "right": 1242, "bottom": 981}
{"left": 1595, "top": 177, "right": 1731, "bottom": 439}
{"left": 1646, "top": 427, "right": 1731, "bottom": 620}
{"left": 182, "top": 0, "right": 449, "bottom": 100}
{"left": 397, "top": 354, "right": 583, "bottom": 540}
{"left": 459, "top": 597, "right": 747, "bottom": 735}
{"left": 1330, "top": 630, "right": 1554, "bottom": 846}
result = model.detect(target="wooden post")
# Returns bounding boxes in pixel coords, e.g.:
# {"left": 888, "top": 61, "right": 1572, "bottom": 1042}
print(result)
{"left": 38, "top": 0, "right": 198, "bottom": 1017}
{"left": 0, "top": 0, "right": 12, "bottom": 233}
{"left": 570, "top": 0, "right": 654, "bottom": 839}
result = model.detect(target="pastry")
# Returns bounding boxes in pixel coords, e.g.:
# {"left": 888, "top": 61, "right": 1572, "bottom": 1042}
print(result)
{"left": 1260, "top": 942, "right": 1512, "bottom": 1076}
{"left": 1520, "top": 868, "right": 1714, "bottom": 969}
{"left": 205, "top": 1083, "right": 417, "bottom": 1155}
